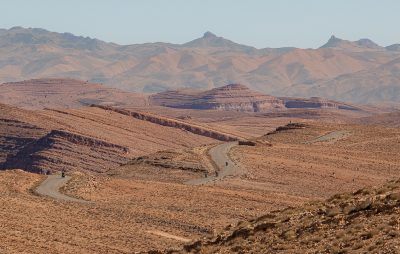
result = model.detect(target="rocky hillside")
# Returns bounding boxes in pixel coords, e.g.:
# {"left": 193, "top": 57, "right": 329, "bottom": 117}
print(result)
{"left": 1, "top": 27, "right": 400, "bottom": 104}
{"left": 0, "top": 103, "right": 215, "bottom": 174}
{"left": 155, "top": 178, "right": 400, "bottom": 253}
{"left": 0, "top": 78, "right": 148, "bottom": 109}
{"left": 151, "top": 84, "right": 361, "bottom": 112}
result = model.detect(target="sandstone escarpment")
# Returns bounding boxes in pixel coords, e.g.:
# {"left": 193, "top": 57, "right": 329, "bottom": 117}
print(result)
{"left": 0, "top": 118, "right": 47, "bottom": 164}
{"left": 151, "top": 84, "right": 362, "bottom": 112}
{"left": 2, "top": 129, "right": 130, "bottom": 174}
{"left": 151, "top": 84, "right": 285, "bottom": 112}
{"left": 281, "top": 97, "right": 360, "bottom": 110}
{"left": 92, "top": 105, "right": 239, "bottom": 141}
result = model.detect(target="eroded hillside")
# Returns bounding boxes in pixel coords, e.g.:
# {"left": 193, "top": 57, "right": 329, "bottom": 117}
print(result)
{"left": 0, "top": 103, "right": 216, "bottom": 174}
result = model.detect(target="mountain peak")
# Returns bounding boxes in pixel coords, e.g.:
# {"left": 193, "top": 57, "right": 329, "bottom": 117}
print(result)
{"left": 329, "top": 35, "right": 340, "bottom": 41}
{"left": 203, "top": 31, "right": 217, "bottom": 38}
{"left": 320, "top": 35, "right": 345, "bottom": 48}
{"left": 182, "top": 32, "right": 256, "bottom": 52}
{"left": 321, "top": 35, "right": 382, "bottom": 50}
{"left": 355, "top": 38, "right": 380, "bottom": 49}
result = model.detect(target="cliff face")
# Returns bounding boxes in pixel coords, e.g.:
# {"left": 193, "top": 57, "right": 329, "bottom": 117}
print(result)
{"left": 2, "top": 129, "right": 129, "bottom": 174}
{"left": 92, "top": 105, "right": 239, "bottom": 142}
{"left": 281, "top": 97, "right": 360, "bottom": 110}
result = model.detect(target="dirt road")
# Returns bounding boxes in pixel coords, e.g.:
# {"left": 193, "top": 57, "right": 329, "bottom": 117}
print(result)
{"left": 36, "top": 175, "right": 89, "bottom": 203}
{"left": 185, "top": 142, "right": 240, "bottom": 185}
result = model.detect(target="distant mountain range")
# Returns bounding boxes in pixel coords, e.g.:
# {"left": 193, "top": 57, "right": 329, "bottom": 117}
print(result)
{"left": 1, "top": 26, "right": 400, "bottom": 104}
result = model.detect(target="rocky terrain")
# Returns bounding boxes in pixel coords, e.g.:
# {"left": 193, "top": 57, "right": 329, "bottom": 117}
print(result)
{"left": 151, "top": 84, "right": 362, "bottom": 112}
{"left": 168, "top": 178, "right": 400, "bottom": 253}
{"left": 0, "top": 78, "right": 148, "bottom": 109}
{"left": 1, "top": 27, "right": 400, "bottom": 103}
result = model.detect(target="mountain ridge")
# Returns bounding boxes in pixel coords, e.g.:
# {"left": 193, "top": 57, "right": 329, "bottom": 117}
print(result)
{"left": 1, "top": 26, "right": 400, "bottom": 104}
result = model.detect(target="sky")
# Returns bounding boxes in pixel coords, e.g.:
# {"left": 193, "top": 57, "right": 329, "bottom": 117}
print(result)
{"left": 1, "top": 0, "right": 399, "bottom": 49}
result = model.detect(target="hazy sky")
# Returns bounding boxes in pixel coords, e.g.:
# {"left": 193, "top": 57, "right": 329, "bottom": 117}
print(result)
{"left": 1, "top": 0, "right": 399, "bottom": 48}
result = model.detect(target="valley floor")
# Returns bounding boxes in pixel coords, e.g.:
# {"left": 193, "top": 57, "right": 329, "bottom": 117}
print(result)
{"left": 1, "top": 122, "right": 399, "bottom": 253}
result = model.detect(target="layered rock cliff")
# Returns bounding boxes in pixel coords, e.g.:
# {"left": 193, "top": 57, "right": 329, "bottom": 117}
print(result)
{"left": 151, "top": 84, "right": 361, "bottom": 112}
{"left": 151, "top": 84, "right": 285, "bottom": 112}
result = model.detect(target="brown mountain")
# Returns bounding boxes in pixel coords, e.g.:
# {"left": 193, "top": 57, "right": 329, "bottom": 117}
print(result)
{"left": 1, "top": 27, "right": 400, "bottom": 104}
{"left": 298, "top": 57, "right": 400, "bottom": 104}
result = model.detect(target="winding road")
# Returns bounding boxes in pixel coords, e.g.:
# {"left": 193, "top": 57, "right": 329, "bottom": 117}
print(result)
{"left": 35, "top": 141, "right": 240, "bottom": 201}
{"left": 185, "top": 141, "right": 240, "bottom": 185}
{"left": 36, "top": 175, "right": 89, "bottom": 203}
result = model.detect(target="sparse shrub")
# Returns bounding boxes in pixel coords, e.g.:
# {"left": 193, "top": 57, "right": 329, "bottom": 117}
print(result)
{"left": 282, "top": 230, "right": 297, "bottom": 240}
{"left": 360, "top": 230, "right": 377, "bottom": 240}
{"left": 367, "top": 244, "right": 376, "bottom": 251}
{"left": 388, "top": 217, "right": 398, "bottom": 227}
{"left": 388, "top": 230, "right": 398, "bottom": 237}
{"left": 352, "top": 242, "right": 364, "bottom": 250}
{"left": 326, "top": 207, "right": 342, "bottom": 217}
{"left": 343, "top": 205, "right": 357, "bottom": 215}
{"left": 387, "top": 192, "right": 400, "bottom": 201}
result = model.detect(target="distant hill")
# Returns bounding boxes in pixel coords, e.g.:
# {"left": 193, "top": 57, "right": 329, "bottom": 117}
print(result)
{"left": 0, "top": 78, "right": 148, "bottom": 109}
{"left": 151, "top": 84, "right": 362, "bottom": 112}
{"left": 1, "top": 27, "right": 400, "bottom": 104}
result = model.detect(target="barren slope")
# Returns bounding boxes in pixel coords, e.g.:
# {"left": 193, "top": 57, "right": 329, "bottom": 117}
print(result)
{"left": 0, "top": 78, "right": 148, "bottom": 109}
{"left": 0, "top": 103, "right": 215, "bottom": 174}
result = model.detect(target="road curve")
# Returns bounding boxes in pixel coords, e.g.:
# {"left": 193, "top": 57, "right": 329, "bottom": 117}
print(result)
{"left": 185, "top": 141, "right": 240, "bottom": 185}
{"left": 36, "top": 175, "right": 90, "bottom": 203}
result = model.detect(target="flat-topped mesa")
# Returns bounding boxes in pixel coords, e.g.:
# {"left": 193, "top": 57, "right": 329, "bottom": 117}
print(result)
{"left": 0, "top": 78, "right": 147, "bottom": 109}
{"left": 214, "top": 83, "right": 249, "bottom": 90}
{"left": 280, "top": 96, "right": 360, "bottom": 110}
{"left": 151, "top": 84, "right": 286, "bottom": 112}
{"left": 151, "top": 83, "right": 362, "bottom": 112}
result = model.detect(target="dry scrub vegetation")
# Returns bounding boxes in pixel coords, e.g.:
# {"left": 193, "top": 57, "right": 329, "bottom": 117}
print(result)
{"left": 167, "top": 179, "right": 400, "bottom": 253}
